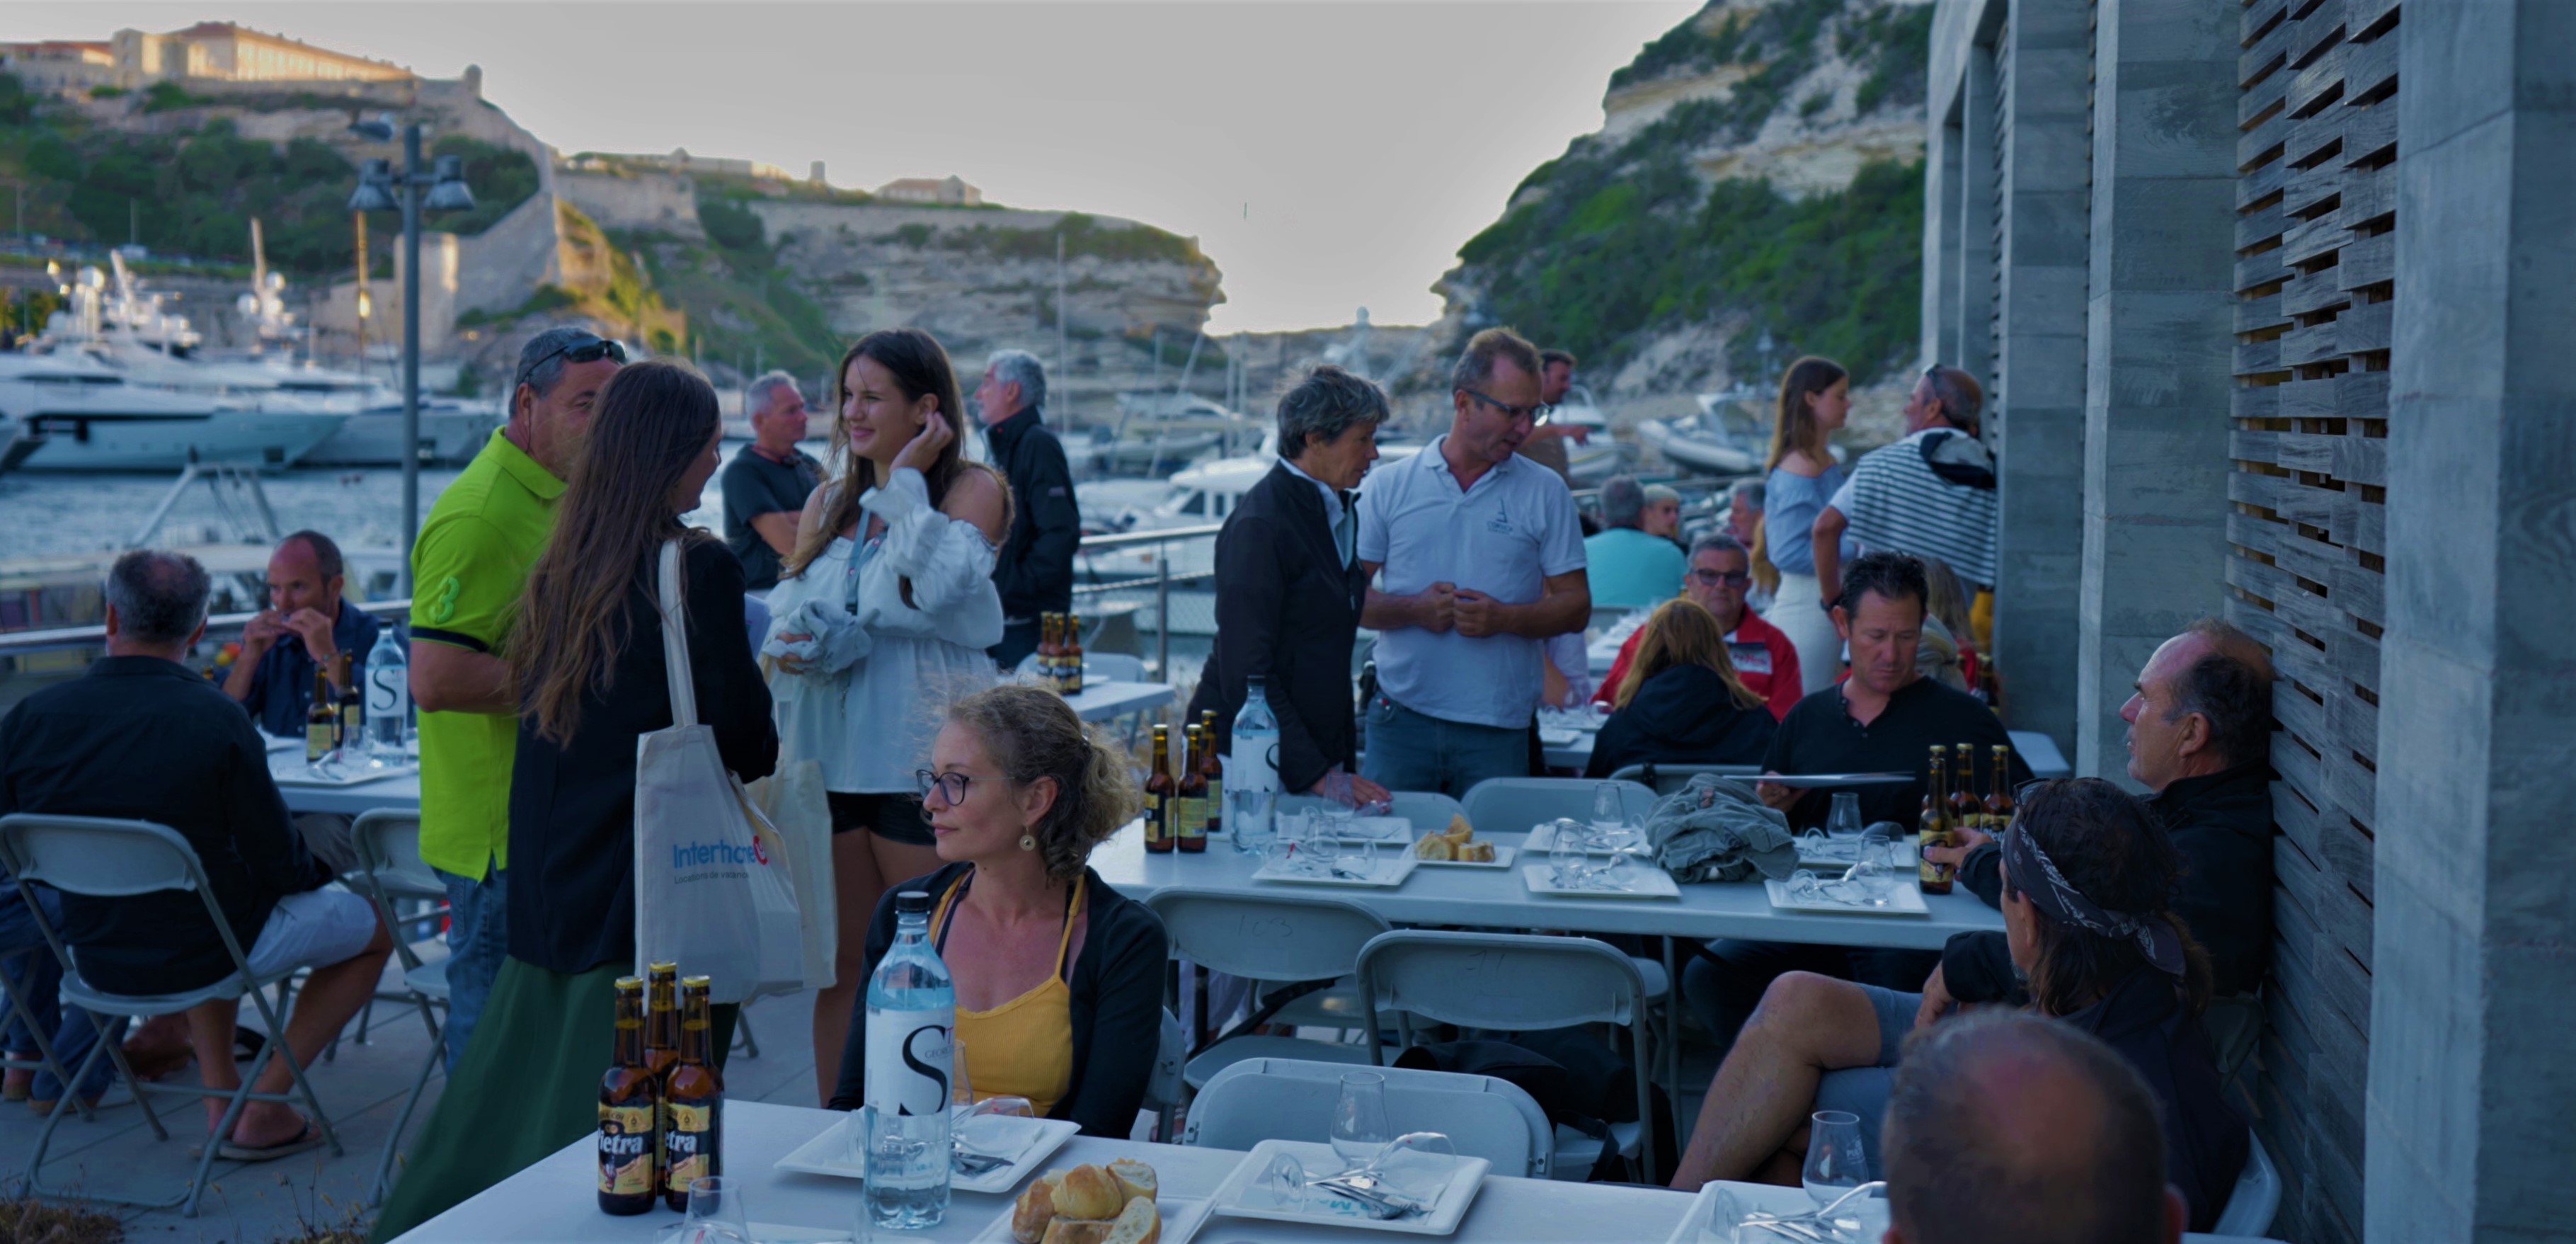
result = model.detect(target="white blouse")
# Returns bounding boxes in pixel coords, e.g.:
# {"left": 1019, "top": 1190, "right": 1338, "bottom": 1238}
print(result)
{"left": 765, "top": 468, "right": 1004, "bottom": 793}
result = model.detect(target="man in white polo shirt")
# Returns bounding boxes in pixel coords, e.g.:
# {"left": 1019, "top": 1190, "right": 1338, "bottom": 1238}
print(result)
{"left": 1355, "top": 328, "right": 1591, "bottom": 797}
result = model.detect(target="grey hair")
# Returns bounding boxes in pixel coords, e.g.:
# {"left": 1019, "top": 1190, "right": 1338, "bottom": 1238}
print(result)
{"left": 745, "top": 369, "right": 802, "bottom": 413}
{"left": 2169, "top": 617, "right": 2274, "bottom": 767}
{"left": 1688, "top": 532, "right": 1749, "bottom": 562}
{"left": 515, "top": 325, "right": 603, "bottom": 400}
{"left": 1276, "top": 365, "right": 1389, "bottom": 460}
{"left": 1727, "top": 477, "right": 1765, "bottom": 510}
{"left": 1925, "top": 364, "right": 1985, "bottom": 434}
{"left": 104, "top": 549, "right": 211, "bottom": 646}
{"left": 1643, "top": 483, "right": 1680, "bottom": 507}
{"left": 985, "top": 348, "right": 1047, "bottom": 412}
{"left": 1599, "top": 475, "right": 1644, "bottom": 528}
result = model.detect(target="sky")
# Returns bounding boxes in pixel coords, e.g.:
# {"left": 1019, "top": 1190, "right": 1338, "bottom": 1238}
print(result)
{"left": 10, "top": 1, "right": 1701, "bottom": 333}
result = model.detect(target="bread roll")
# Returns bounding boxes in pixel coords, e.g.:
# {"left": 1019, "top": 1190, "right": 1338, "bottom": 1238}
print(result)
{"left": 1055, "top": 1163, "right": 1126, "bottom": 1221}
{"left": 1412, "top": 835, "right": 1453, "bottom": 860}
{"left": 1101, "top": 1195, "right": 1162, "bottom": 1244}
{"left": 1458, "top": 840, "right": 1495, "bottom": 862}
{"left": 1107, "top": 1157, "right": 1157, "bottom": 1204}
{"left": 1442, "top": 814, "right": 1474, "bottom": 843}
{"left": 1012, "top": 1172, "right": 1064, "bottom": 1244}
{"left": 1039, "top": 1219, "right": 1115, "bottom": 1244}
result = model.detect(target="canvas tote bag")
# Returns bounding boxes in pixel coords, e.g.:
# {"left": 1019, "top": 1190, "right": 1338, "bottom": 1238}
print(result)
{"left": 634, "top": 540, "right": 806, "bottom": 1003}
{"left": 747, "top": 758, "right": 837, "bottom": 990}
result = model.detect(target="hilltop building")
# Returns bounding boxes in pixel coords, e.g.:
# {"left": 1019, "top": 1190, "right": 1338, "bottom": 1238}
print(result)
{"left": 875, "top": 176, "right": 983, "bottom": 207}
{"left": 1, "top": 23, "right": 411, "bottom": 93}
{"left": 565, "top": 149, "right": 796, "bottom": 182}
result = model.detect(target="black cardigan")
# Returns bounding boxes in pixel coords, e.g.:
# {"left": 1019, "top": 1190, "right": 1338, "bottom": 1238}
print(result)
{"left": 1584, "top": 663, "right": 1778, "bottom": 778}
{"left": 1184, "top": 462, "right": 1368, "bottom": 793}
{"left": 828, "top": 863, "right": 1169, "bottom": 1139}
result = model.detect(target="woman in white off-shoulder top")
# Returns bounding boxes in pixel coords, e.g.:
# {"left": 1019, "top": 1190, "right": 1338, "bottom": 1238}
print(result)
{"left": 762, "top": 327, "right": 1011, "bottom": 1101}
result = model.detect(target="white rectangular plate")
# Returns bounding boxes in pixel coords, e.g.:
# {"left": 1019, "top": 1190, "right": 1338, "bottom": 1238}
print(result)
{"left": 1410, "top": 844, "right": 1517, "bottom": 869}
{"left": 1523, "top": 823, "right": 1651, "bottom": 855}
{"left": 772, "top": 1111, "right": 1081, "bottom": 1197}
{"left": 1763, "top": 877, "right": 1930, "bottom": 916}
{"left": 1795, "top": 839, "right": 1920, "bottom": 870}
{"left": 1521, "top": 862, "right": 1681, "bottom": 899}
{"left": 1208, "top": 1139, "right": 1489, "bottom": 1236}
{"left": 1250, "top": 853, "right": 1420, "bottom": 888}
{"left": 1758, "top": 772, "right": 1914, "bottom": 788}
{"left": 1317, "top": 815, "right": 1412, "bottom": 843}
{"left": 269, "top": 758, "right": 418, "bottom": 787}
{"left": 968, "top": 1194, "right": 1212, "bottom": 1244}
{"left": 1536, "top": 727, "right": 1581, "bottom": 747}
{"left": 1661, "top": 1181, "right": 1891, "bottom": 1243}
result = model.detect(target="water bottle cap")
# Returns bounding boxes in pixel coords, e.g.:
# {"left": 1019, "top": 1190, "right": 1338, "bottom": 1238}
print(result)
{"left": 894, "top": 890, "right": 931, "bottom": 915}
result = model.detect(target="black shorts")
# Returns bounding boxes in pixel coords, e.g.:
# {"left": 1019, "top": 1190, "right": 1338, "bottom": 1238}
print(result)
{"left": 827, "top": 791, "right": 935, "bottom": 847}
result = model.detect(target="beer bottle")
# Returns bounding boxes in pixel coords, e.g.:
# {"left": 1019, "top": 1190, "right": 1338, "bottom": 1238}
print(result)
{"left": 336, "top": 651, "right": 362, "bottom": 751}
{"left": 1036, "top": 615, "right": 1060, "bottom": 692}
{"left": 661, "top": 976, "right": 723, "bottom": 1211}
{"left": 1950, "top": 743, "right": 1981, "bottom": 831}
{"left": 1198, "top": 709, "right": 1223, "bottom": 834}
{"left": 597, "top": 976, "right": 659, "bottom": 1216}
{"left": 643, "top": 961, "right": 680, "bottom": 1083}
{"left": 1177, "top": 724, "right": 1210, "bottom": 852}
{"left": 1143, "top": 724, "right": 1175, "bottom": 853}
{"left": 1986, "top": 744, "right": 2015, "bottom": 828}
{"left": 1919, "top": 746, "right": 1955, "bottom": 894}
{"left": 304, "top": 666, "right": 336, "bottom": 763}
{"left": 1062, "top": 613, "right": 1085, "bottom": 695}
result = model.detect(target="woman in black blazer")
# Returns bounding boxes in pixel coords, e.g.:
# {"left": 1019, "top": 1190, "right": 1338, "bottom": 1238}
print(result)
{"left": 1186, "top": 365, "right": 1393, "bottom": 801}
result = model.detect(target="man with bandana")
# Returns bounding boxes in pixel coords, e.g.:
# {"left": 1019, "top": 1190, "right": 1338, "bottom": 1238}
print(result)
{"left": 1668, "top": 779, "right": 2248, "bottom": 1233}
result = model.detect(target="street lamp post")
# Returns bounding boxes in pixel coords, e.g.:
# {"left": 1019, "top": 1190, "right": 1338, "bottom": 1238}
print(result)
{"left": 348, "top": 119, "right": 473, "bottom": 594}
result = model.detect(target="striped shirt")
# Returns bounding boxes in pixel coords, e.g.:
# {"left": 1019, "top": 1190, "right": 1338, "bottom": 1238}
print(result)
{"left": 1830, "top": 428, "right": 1999, "bottom": 587}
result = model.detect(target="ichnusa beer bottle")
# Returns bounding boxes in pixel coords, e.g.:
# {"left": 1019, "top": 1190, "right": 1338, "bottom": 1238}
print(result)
{"left": 661, "top": 976, "right": 724, "bottom": 1211}
{"left": 597, "top": 976, "right": 659, "bottom": 1216}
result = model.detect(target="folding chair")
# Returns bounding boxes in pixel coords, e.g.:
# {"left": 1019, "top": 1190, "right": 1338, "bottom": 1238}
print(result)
{"left": 1143, "top": 889, "right": 1393, "bottom": 1090}
{"left": 1142, "top": 1008, "right": 1186, "bottom": 1141}
{"left": 0, "top": 926, "right": 98, "bottom": 1124}
{"left": 0, "top": 814, "right": 345, "bottom": 1217}
{"left": 1182, "top": 1055, "right": 1553, "bottom": 1179}
{"left": 1358, "top": 929, "right": 1655, "bottom": 1182}
{"left": 2211, "top": 1129, "right": 2281, "bottom": 1236}
{"left": 347, "top": 811, "right": 450, "bottom": 1204}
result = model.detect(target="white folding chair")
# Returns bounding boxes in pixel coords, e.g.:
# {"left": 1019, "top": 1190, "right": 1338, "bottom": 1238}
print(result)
{"left": 1181, "top": 1055, "right": 1553, "bottom": 1179}
{"left": 1144, "top": 889, "right": 1393, "bottom": 1089}
{"left": 348, "top": 810, "right": 451, "bottom": 1204}
{"left": 0, "top": 814, "right": 345, "bottom": 1217}
{"left": 1458, "top": 777, "right": 1656, "bottom": 830}
{"left": 1358, "top": 929, "right": 1655, "bottom": 1182}
{"left": 1141, "top": 1008, "right": 1187, "bottom": 1140}
{"left": 2209, "top": 1129, "right": 2280, "bottom": 1236}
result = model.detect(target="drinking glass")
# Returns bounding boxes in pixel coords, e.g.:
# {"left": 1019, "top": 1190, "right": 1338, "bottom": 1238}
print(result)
{"left": 1550, "top": 827, "right": 1588, "bottom": 889}
{"left": 1230, "top": 787, "right": 1276, "bottom": 855}
{"left": 1369, "top": 1131, "right": 1460, "bottom": 1202}
{"left": 951, "top": 1036, "right": 972, "bottom": 1108}
{"left": 1802, "top": 1111, "right": 1868, "bottom": 1209}
{"left": 1341, "top": 835, "right": 1380, "bottom": 881}
{"left": 1331, "top": 1071, "right": 1390, "bottom": 1173}
{"left": 1590, "top": 782, "right": 1625, "bottom": 838}
{"left": 1321, "top": 803, "right": 1357, "bottom": 843}
{"left": 683, "top": 1175, "right": 750, "bottom": 1243}
{"left": 1856, "top": 834, "right": 1902, "bottom": 902}
{"left": 1826, "top": 792, "right": 1864, "bottom": 842}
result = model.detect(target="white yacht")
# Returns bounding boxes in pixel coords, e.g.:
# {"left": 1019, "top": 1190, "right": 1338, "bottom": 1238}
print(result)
{"left": 0, "top": 350, "right": 343, "bottom": 472}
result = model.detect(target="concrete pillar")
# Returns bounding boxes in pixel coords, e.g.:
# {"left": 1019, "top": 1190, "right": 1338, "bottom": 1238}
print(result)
{"left": 2071, "top": 0, "right": 2240, "bottom": 782}
{"left": 2364, "top": 0, "right": 2576, "bottom": 1238}
{"left": 1983, "top": 0, "right": 2090, "bottom": 754}
{"left": 1952, "top": 50, "right": 1997, "bottom": 386}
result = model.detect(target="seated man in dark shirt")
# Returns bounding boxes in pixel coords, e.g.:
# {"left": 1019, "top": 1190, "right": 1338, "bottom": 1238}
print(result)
{"left": 221, "top": 530, "right": 380, "bottom": 740}
{"left": 720, "top": 371, "right": 823, "bottom": 590}
{"left": 0, "top": 551, "right": 391, "bottom": 1160}
{"left": 1682, "top": 552, "right": 2029, "bottom": 1051}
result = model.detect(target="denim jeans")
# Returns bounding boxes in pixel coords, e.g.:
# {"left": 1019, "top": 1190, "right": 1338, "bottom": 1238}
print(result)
{"left": 436, "top": 864, "right": 510, "bottom": 1075}
{"left": 0, "top": 887, "right": 119, "bottom": 1102}
{"left": 1358, "top": 693, "right": 1530, "bottom": 800}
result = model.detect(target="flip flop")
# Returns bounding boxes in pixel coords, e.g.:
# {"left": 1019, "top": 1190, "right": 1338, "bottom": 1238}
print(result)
{"left": 215, "top": 1121, "right": 324, "bottom": 1163}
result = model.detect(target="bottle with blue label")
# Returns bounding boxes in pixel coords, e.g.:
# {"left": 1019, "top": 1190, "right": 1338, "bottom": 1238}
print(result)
{"left": 863, "top": 890, "right": 954, "bottom": 1230}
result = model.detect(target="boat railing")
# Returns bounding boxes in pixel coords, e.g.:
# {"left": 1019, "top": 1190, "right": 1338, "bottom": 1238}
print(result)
{"left": 0, "top": 598, "right": 413, "bottom": 659}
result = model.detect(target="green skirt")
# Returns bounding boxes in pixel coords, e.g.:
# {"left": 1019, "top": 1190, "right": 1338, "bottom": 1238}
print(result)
{"left": 369, "top": 957, "right": 738, "bottom": 1242}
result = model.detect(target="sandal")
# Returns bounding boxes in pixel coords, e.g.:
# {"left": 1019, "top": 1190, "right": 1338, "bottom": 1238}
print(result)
{"left": 217, "top": 1120, "right": 324, "bottom": 1163}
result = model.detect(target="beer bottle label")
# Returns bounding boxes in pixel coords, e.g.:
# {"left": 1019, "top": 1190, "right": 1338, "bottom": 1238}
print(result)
{"left": 306, "top": 719, "right": 335, "bottom": 762}
{"left": 1177, "top": 797, "right": 1207, "bottom": 840}
{"left": 1144, "top": 793, "right": 1167, "bottom": 843}
{"left": 599, "top": 1103, "right": 656, "bottom": 1197}
{"left": 661, "top": 1099, "right": 720, "bottom": 1196}
{"left": 1206, "top": 777, "right": 1224, "bottom": 830}
{"left": 863, "top": 1008, "right": 953, "bottom": 1118}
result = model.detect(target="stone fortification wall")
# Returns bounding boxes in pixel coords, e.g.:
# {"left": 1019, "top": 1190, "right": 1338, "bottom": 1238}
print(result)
{"left": 557, "top": 169, "right": 704, "bottom": 239}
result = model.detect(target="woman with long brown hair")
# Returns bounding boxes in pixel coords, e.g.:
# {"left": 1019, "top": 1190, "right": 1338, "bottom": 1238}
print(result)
{"left": 370, "top": 360, "right": 778, "bottom": 1238}
{"left": 1753, "top": 355, "right": 1852, "bottom": 695}
{"left": 760, "top": 326, "right": 1010, "bottom": 1101}
{"left": 1585, "top": 598, "right": 1775, "bottom": 777}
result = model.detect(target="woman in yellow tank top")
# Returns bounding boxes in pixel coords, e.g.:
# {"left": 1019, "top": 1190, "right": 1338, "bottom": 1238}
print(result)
{"left": 827, "top": 685, "right": 1172, "bottom": 1137}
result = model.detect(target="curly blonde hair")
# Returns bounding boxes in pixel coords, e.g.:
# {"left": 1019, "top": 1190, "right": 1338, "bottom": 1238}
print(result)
{"left": 944, "top": 685, "right": 1140, "bottom": 883}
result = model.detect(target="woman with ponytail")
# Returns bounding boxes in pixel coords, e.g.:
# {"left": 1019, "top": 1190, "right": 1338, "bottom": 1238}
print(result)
{"left": 825, "top": 685, "right": 1169, "bottom": 1139}
{"left": 1756, "top": 356, "right": 1854, "bottom": 694}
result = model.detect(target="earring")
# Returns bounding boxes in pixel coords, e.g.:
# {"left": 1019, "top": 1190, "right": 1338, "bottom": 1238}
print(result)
{"left": 1019, "top": 833, "right": 1038, "bottom": 852}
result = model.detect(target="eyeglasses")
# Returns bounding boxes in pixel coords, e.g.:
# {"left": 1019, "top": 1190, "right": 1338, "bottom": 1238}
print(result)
{"left": 1458, "top": 387, "right": 1552, "bottom": 426}
{"left": 517, "top": 334, "right": 626, "bottom": 389}
{"left": 916, "top": 768, "right": 976, "bottom": 806}
{"left": 1689, "top": 569, "right": 1753, "bottom": 587}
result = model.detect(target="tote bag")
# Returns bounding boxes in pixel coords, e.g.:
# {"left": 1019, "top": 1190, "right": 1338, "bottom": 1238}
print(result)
{"left": 747, "top": 758, "right": 837, "bottom": 991}
{"left": 635, "top": 540, "right": 806, "bottom": 1004}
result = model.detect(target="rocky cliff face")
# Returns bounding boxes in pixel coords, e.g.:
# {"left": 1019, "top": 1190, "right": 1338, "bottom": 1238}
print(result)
{"left": 1440, "top": 0, "right": 1934, "bottom": 406}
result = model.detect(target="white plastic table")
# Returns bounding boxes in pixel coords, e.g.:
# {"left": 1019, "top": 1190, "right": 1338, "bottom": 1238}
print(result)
{"left": 1061, "top": 679, "right": 1175, "bottom": 724}
{"left": 391, "top": 1099, "right": 1702, "bottom": 1243}
{"left": 1092, "top": 820, "right": 2000, "bottom": 952}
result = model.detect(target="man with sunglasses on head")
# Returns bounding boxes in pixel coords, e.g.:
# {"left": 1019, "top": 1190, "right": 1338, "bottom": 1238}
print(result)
{"left": 1591, "top": 533, "right": 1800, "bottom": 720}
{"left": 406, "top": 325, "right": 623, "bottom": 1073}
{"left": 1354, "top": 327, "right": 1589, "bottom": 798}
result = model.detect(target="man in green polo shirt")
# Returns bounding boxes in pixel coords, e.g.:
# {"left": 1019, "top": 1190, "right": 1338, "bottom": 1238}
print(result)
{"left": 408, "top": 326, "right": 623, "bottom": 1073}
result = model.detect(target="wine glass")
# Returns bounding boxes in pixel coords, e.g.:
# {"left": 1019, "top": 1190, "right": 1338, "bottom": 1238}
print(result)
{"left": 1321, "top": 802, "right": 1358, "bottom": 843}
{"left": 1550, "top": 824, "right": 1589, "bottom": 889}
{"left": 1343, "top": 835, "right": 1380, "bottom": 881}
{"left": 1826, "top": 792, "right": 1864, "bottom": 843}
{"left": 1855, "top": 833, "right": 1902, "bottom": 903}
{"left": 683, "top": 1175, "right": 750, "bottom": 1243}
{"left": 1331, "top": 1072, "right": 1390, "bottom": 1173}
{"left": 1802, "top": 1111, "right": 1868, "bottom": 1209}
{"left": 1589, "top": 782, "right": 1625, "bottom": 840}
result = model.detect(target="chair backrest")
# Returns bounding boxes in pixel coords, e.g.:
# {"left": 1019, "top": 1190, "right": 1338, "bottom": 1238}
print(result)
{"left": 1143, "top": 1008, "right": 1186, "bottom": 1112}
{"left": 1608, "top": 763, "right": 1762, "bottom": 794}
{"left": 1144, "top": 889, "right": 1391, "bottom": 984}
{"left": 1357, "top": 930, "right": 1642, "bottom": 1032}
{"left": 1458, "top": 778, "right": 1655, "bottom": 834}
{"left": 1181, "top": 1056, "right": 1551, "bottom": 1179}
{"left": 351, "top": 810, "right": 442, "bottom": 900}
{"left": 1276, "top": 790, "right": 1467, "bottom": 833}
{"left": 2209, "top": 1129, "right": 2281, "bottom": 1236}
{"left": 0, "top": 814, "right": 205, "bottom": 898}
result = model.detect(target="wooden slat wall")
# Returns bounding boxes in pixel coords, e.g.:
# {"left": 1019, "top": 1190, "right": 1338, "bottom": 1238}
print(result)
{"left": 2226, "top": 0, "right": 2396, "bottom": 1238}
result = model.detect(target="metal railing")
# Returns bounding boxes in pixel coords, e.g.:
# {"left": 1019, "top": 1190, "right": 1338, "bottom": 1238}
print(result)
{"left": 1067, "top": 523, "right": 1223, "bottom": 680}
{"left": 0, "top": 598, "right": 413, "bottom": 658}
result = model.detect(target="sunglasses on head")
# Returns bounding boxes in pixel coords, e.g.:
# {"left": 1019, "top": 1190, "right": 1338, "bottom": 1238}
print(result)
{"left": 518, "top": 335, "right": 626, "bottom": 389}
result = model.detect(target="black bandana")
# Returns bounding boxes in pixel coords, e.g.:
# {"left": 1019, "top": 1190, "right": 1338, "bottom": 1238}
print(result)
{"left": 2003, "top": 821, "right": 2185, "bottom": 976}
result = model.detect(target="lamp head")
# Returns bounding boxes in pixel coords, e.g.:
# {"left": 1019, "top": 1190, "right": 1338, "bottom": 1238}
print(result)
{"left": 347, "top": 159, "right": 396, "bottom": 212}
{"left": 349, "top": 113, "right": 397, "bottom": 142}
{"left": 424, "top": 154, "right": 475, "bottom": 212}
